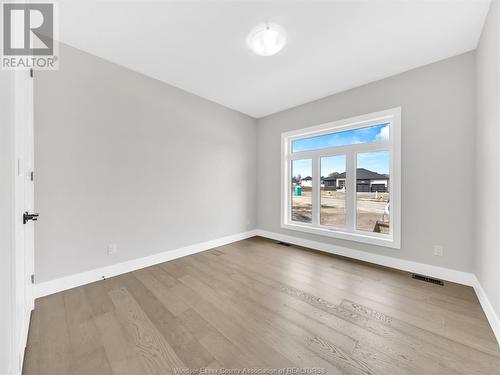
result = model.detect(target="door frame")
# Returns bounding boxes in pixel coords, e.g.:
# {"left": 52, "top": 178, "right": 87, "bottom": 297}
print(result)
{"left": 11, "top": 68, "right": 35, "bottom": 375}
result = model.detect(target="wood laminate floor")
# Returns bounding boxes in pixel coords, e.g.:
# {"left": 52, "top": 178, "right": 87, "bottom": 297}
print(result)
{"left": 23, "top": 237, "right": 500, "bottom": 375}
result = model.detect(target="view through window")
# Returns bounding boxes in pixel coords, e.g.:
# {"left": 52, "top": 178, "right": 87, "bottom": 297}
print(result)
{"left": 320, "top": 155, "right": 346, "bottom": 228}
{"left": 356, "top": 151, "right": 390, "bottom": 234}
{"left": 291, "top": 159, "right": 312, "bottom": 223}
{"left": 283, "top": 108, "right": 400, "bottom": 248}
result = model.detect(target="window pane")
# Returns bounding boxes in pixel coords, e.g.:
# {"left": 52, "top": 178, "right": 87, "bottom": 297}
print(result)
{"left": 292, "top": 123, "right": 389, "bottom": 153}
{"left": 320, "top": 155, "right": 346, "bottom": 228}
{"left": 291, "top": 159, "right": 312, "bottom": 223}
{"left": 356, "top": 151, "right": 390, "bottom": 234}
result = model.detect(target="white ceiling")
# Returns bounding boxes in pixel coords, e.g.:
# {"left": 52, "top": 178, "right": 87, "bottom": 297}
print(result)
{"left": 58, "top": 1, "right": 491, "bottom": 118}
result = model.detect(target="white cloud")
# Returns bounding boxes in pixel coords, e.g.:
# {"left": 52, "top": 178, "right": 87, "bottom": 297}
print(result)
{"left": 376, "top": 125, "right": 389, "bottom": 141}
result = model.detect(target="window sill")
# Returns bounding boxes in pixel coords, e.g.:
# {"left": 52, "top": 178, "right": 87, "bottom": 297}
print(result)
{"left": 281, "top": 221, "right": 400, "bottom": 249}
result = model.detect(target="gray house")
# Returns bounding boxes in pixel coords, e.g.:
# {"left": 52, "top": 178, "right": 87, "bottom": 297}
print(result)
{"left": 323, "top": 168, "right": 389, "bottom": 192}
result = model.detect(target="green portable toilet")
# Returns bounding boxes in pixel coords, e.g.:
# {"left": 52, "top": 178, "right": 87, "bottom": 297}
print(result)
{"left": 294, "top": 186, "right": 302, "bottom": 196}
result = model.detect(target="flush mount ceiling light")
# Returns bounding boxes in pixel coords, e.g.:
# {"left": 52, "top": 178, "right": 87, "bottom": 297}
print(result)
{"left": 247, "top": 24, "right": 286, "bottom": 56}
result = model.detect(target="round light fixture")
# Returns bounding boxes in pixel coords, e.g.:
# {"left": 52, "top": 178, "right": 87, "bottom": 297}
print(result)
{"left": 247, "top": 24, "right": 286, "bottom": 56}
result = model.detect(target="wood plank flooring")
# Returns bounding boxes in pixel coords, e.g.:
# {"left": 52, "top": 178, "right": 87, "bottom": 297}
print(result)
{"left": 23, "top": 237, "right": 500, "bottom": 375}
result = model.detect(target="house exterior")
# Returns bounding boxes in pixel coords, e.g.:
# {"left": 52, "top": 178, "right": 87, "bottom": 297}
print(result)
{"left": 301, "top": 176, "right": 313, "bottom": 187}
{"left": 323, "top": 168, "right": 389, "bottom": 192}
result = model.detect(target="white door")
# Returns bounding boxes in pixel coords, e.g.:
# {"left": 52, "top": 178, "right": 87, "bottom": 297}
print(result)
{"left": 13, "top": 69, "right": 35, "bottom": 375}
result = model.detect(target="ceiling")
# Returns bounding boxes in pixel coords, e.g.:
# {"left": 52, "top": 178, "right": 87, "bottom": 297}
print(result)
{"left": 58, "top": 1, "right": 491, "bottom": 118}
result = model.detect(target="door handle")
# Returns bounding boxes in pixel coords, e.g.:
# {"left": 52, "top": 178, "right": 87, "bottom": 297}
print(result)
{"left": 23, "top": 212, "right": 39, "bottom": 224}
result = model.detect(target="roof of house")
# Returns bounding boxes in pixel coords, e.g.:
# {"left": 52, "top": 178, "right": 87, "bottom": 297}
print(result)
{"left": 303, "top": 176, "right": 312, "bottom": 181}
{"left": 323, "top": 168, "right": 388, "bottom": 181}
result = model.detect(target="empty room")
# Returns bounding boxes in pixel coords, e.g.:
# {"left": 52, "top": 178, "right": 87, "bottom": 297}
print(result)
{"left": 2, "top": 0, "right": 500, "bottom": 374}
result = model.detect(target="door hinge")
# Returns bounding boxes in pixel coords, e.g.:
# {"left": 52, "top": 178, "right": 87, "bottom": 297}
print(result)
{"left": 31, "top": 274, "right": 35, "bottom": 284}
{"left": 30, "top": 171, "right": 34, "bottom": 181}
{"left": 30, "top": 68, "right": 34, "bottom": 78}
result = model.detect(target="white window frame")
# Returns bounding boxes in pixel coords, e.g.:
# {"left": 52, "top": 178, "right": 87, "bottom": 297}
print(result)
{"left": 281, "top": 107, "right": 401, "bottom": 249}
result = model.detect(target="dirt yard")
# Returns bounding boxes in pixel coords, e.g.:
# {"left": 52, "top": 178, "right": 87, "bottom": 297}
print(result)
{"left": 291, "top": 188, "right": 390, "bottom": 234}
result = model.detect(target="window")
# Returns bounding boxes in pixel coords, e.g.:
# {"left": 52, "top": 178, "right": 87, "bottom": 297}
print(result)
{"left": 292, "top": 123, "right": 388, "bottom": 152}
{"left": 281, "top": 108, "right": 401, "bottom": 248}
{"left": 320, "top": 155, "right": 346, "bottom": 228}
{"left": 356, "top": 151, "right": 390, "bottom": 233}
{"left": 291, "top": 159, "right": 312, "bottom": 223}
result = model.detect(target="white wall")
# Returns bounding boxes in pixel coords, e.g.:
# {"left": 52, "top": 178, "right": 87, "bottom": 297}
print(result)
{"left": 476, "top": 0, "right": 500, "bottom": 325}
{"left": 34, "top": 44, "right": 257, "bottom": 283}
{"left": 0, "top": 71, "right": 14, "bottom": 375}
{"left": 257, "top": 52, "right": 476, "bottom": 272}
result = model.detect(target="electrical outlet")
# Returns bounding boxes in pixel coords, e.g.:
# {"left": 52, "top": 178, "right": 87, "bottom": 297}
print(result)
{"left": 434, "top": 245, "right": 444, "bottom": 257}
{"left": 107, "top": 243, "right": 118, "bottom": 255}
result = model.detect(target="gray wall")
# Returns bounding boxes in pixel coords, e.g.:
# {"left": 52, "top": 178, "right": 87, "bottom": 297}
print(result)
{"left": 0, "top": 71, "right": 14, "bottom": 375}
{"left": 35, "top": 44, "right": 257, "bottom": 283}
{"left": 33, "top": 43, "right": 483, "bottom": 283}
{"left": 476, "top": 0, "right": 500, "bottom": 323}
{"left": 257, "top": 52, "right": 476, "bottom": 272}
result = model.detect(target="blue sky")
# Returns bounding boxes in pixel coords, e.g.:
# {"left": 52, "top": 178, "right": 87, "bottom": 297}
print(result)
{"left": 321, "top": 155, "right": 346, "bottom": 177}
{"left": 358, "top": 150, "right": 390, "bottom": 175}
{"left": 291, "top": 123, "right": 390, "bottom": 178}
{"left": 292, "top": 159, "right": 311, "bottom": 179}
{"left": 292, "top": 123, "right": 389, "bottom": 153}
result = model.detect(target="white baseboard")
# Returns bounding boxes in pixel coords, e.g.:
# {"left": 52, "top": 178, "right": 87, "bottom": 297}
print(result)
{"left": 35, "top": 230, "right": 258, "bottom": 298}
{"left": 255, "top": 229, "right": 500, "bottom": 346}
{"left": 255, "top": 229, "right": 476, "bottom": 286}
{"left": 471, "top": 276, "right": 500, "bottom": 345}
{"left": 34, "top": 227, "right": 499, "bottom": 347}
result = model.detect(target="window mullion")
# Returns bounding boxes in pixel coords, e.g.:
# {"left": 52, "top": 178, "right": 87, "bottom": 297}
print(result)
{"left": 346, "top": 151, "right": 356, "bottom": 231}
{"left": 285, "top": 157, "right": 291, "bottom": 224}
{"left": 312, "top": 156, "right": 320, "bottom": 226}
